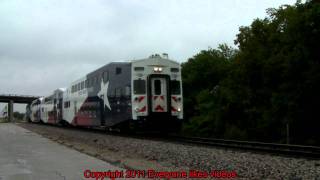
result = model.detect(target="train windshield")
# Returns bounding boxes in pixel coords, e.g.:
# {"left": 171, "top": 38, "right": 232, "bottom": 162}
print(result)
{"left": 134, "top": 80, "right": 146, "bottom": 94}
{"left": 154, "top": 80, "right": 161, "bottom": 95}
{"left": 171, "top": 80, "right": 181, "bottom": 95}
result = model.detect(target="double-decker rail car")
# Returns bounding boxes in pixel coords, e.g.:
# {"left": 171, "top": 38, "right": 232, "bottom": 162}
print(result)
{"left": 40, "top": 88, "right": 65, "bottom": 124}
{"left": 130, "top": 55, "right": 183, "bottom": 130}
{"left": 28, "top": 54, "right": 183, "bottom": 131}
{"left": 29, "top": 98, "right": 43, "bottom": 123}
{"left": 40, "top": 95, "right": 54, "bottom": 123}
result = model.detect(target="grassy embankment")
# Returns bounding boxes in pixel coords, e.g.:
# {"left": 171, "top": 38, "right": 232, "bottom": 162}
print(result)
{"left": 0, "top": 117, "right": 8, "bottom": 123}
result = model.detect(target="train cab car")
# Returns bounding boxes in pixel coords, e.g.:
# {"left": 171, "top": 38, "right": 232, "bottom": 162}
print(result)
{"left": 59, "top": 54, "right": 183, "bottom": 131}
{"left": 41, "top": 88, "right": 65, "bottom": 124}
{"left": 40, "top": 95, "right": 54, "bottom": 123}
{"left": 53, "top": 88, "right": 65, "bottom": 124}
{"left": 29, "top": 97, "right": 43, "bottom": 123}
{"left": 131, "top": 54, "right": 183, "bottom": 130}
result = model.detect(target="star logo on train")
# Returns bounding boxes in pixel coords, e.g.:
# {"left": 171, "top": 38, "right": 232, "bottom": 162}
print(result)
{"left": 97, "top": 79, "right": 111, "bottom": 110}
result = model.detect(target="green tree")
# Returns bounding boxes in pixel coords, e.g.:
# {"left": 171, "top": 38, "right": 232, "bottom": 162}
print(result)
{"left": 181, "top": 1, "right": 320, "bottom": 145}
{"left": 233, "top": 1, "right": 320, "bottom": 144}
{"left": 181, "top": 44, "right": 236, "bottom": 137}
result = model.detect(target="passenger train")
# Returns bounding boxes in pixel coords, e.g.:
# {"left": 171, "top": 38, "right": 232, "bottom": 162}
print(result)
{"left": 27, "top": 54, "right": 183, "bottom": 131}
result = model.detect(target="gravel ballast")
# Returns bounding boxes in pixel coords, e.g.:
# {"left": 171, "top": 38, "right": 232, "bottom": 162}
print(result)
{"left": 18, "top": 123, "right": 320, "bottom": 179}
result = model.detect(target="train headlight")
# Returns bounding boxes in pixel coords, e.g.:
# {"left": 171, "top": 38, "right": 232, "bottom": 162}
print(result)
{"left": 153, "top": 67, "right": 163, "bottom": 72}
{"left": 135, "top": 107, "right": 139, "bottom": 112}
{"left": 177, "top": 108, "right": 181, "bottom": 112}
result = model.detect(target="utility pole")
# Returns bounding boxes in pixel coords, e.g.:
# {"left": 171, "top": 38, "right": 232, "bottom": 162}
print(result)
{"left": 286, "top": 121, "right": 290, "bottom": 144}
{"left": 8, "top": 100, "right": 14, "bottom": 122}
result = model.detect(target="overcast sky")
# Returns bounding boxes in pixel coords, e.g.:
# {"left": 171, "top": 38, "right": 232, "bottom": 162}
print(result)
{"left": 0, "top": 0, "right": 297, "bottom": 112}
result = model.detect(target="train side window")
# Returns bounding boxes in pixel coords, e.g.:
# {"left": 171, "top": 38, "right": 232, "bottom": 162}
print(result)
{"left": 171, "top": 68, "right": 179, "bottom": 72}
{"left": 154, "top": 80, "right": 161, "bottom": 95}
{"left": 134, "top": 67, "right": 144, "bottom": 71}
{"left": 116, "top": 67, "right": 121, "bottom": 75}
{"left": 134, "top": 80, "right": 145, "bottom": 94}
{"left": 125, "top": 86, "right": 131, "bottom": 96}
{"left": 89, "top": 78, "right": 93, "bottom": 87}
{"left": 170, "top": 80, "right": 181, "bottom": 95}
{"left": 64, "top": 101, "right": 68, "bottom": 108}
{"left": 67, "top": 102, "right": 68, "bottom": 108}
{"left": 77, "top": 83, "right": 80, "bottom": 91}
{"left": 85, "top": 80, "right": 88, "bottom": 88}
{"left": 81, "top": 81, "right": 84, "bottom": 90}
{"left": 115, "top": 88, "right": 122, "bottom": 97}
{"left": 103, "top": 71, "right": 109, "bottom": 81}
{"left": 110, "top": 88, "right": 115, "bottom": 97}
{"left": 95, "top": 76, "right": 98, "bottom": 84}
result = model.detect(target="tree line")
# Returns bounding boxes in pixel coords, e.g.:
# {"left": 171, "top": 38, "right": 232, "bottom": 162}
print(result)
{"left": 181, "top": 1, "right": 320, "bottom": 146}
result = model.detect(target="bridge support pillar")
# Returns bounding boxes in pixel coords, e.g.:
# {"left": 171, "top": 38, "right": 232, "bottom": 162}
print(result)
{"left": 8, "top": 100, "right": 14, "bottom": 122}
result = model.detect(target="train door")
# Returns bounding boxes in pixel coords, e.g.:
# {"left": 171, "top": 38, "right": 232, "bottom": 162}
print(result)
{"left": 74, "top": 101, "right": 77, "bottom": 116}
{"left": 57, "top": 98, "right": 63, "bottom": 121}
{"left": 150, "top": 77, "right": 168, "bottom": 112}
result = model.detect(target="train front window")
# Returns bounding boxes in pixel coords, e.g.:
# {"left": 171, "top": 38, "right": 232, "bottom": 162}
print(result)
{"left": 171, "top": 80, "right": 181, "bottom": 95}
{"left": 154, "top": 80, "right": 161, "bottom": 95}
{"left": 134, "top": 80, "right": 146, "bottom": 94}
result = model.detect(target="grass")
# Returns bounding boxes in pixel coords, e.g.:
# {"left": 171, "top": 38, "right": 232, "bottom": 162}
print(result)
{"left": 0, "top": 117, "right": 9, "bottom": 123}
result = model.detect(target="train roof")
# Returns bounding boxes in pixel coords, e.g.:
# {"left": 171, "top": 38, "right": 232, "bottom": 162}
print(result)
{"left": 70, "top": 54, "right": 179, "bottom": 85}
{"left": 54, "top": 88, "right": 66, "bottom": 92}
{"left": 132, "top": 56, "right": 179, "bottom": 65}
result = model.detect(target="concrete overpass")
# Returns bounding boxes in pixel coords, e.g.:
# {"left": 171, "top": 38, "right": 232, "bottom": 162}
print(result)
{"left": 0, "top": 94, "right": 40, "bottom": 122}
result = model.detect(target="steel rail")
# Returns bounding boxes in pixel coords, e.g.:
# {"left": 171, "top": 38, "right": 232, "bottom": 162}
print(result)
{"left": 20, "top": 123, "right": 320, "bottom": 159}
{"left": 168, "top": 135, "right": 320, "bottom": 159}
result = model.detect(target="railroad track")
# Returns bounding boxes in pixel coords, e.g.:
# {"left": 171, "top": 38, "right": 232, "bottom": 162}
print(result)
{"left": 168, "top": 135, "right": 320, "bottom": 159}
{"left": 21, "top": 122, "right": 320, "bottom": 159}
